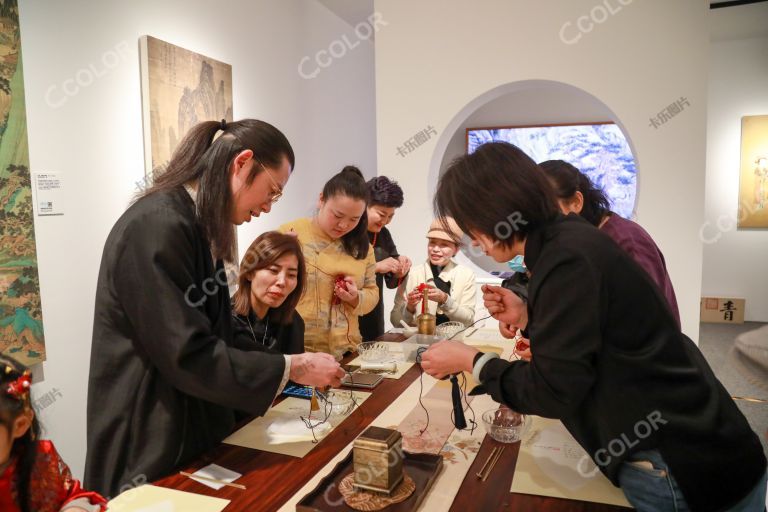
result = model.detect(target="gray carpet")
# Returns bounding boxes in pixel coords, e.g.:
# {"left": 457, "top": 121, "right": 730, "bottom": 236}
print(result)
{"left": 699, "top": 321, "right": 768, "bottom": 457}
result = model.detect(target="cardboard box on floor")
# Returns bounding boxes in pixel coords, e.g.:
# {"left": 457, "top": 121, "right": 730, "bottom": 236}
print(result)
{"left": 700, "top": 297, "right": 745, "bottom": 323}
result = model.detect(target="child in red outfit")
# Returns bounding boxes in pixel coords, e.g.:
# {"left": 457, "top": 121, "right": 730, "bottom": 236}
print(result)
{"left": 0, "top": 355, "right": 106, "bottom": 512}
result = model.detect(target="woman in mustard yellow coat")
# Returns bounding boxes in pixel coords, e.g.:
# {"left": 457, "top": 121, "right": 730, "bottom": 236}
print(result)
{"left": 280, "top": 166, "right": 378, "bottom": 358}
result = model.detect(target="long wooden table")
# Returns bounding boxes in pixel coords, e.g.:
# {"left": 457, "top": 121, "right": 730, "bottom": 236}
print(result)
{"left": 155, "top": 333, "right": 630, "bottom": 511}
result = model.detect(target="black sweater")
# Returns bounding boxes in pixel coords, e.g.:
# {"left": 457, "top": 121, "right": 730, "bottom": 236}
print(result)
{"left": 477, "top": 215, "right": 766, "bottom": 512}
{"left": 231, "top": 308, "right": 305, "bottom": 355}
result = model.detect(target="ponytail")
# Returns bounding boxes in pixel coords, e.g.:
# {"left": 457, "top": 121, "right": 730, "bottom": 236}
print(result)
{"left": 321, "top": 166, "right": 370, "bottom": 259}
{"left": 140, "top": 119, "right": 295, "bottom": 262}
{"left": 539, "top": 159, "right": 610, "bottom": 226}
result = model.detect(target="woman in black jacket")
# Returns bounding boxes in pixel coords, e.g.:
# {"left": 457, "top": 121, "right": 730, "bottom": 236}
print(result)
{"left": 359, "top": 176, "right": 411, "bottom": 340}
{"left": 420, "top": 142, "right": 767, "bottom": 512}
{"left": 231, "top": 231, "right": 306, "bottom": 355}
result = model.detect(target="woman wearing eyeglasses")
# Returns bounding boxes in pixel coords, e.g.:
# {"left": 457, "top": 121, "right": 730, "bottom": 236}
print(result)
{"left": 85, "top": 120, "right": 345, "bottom": 497}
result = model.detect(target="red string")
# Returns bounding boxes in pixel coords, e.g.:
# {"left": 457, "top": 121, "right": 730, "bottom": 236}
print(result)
{"left": 307, "top": 260, "right": 355, "bottom": 346}
{"left": 337, "top": 303, "right": 354, "bottom": 345}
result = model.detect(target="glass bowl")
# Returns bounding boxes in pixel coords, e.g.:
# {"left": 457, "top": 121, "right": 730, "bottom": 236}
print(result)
{"left": 435, "top": 321, "right": 466, "bottom": 341}
{"left": 357, "top": 341, "right": 390, "bottom": 363}
{"left": 482, "top": 407, "right": 530, "bottom": 443}
{"left": 321, "top": 390, "right": 355, "bottom": 417}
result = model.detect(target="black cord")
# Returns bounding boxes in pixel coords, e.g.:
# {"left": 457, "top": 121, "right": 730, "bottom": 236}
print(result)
{"left": 446, "top": 314, "right": 493, "bottom": 341}
{"left": 300, "top": 392, "right": 332, "bottom": 444}
{"left": 345, "top": 369, "right": 360, "bottom": 409}
{"left": 460, "top": 372, "right": 478, "bottom": 435}
{"left": 414, "top": 315, "right": 491, "bottom": 437}
{"left": 299, "top": 370, "right": 360, "bottom": 443}
{"left": 416, "top": 347, "right": 430, "bottom": 435}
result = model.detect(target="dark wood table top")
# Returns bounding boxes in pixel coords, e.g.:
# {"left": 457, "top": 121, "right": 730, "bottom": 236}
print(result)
{"left": 155, "top": 333, "right": 630, "bottom": 511}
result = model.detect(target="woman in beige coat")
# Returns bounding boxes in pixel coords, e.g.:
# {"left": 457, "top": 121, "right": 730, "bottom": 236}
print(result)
{"left": 391, "top": 218, "right": 477, "bottom": 328}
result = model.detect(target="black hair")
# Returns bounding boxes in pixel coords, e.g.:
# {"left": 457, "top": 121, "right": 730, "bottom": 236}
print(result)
{"left": 321, "top": 166, "right": 370, "bottom": 259}
{"left": 0, "top": 355, "right": 40, "bottom": 512}
{"left": 539, "top": 160, "right": 611, "bottom": 227}
{"left": 366, "top": 176, "right": 404, "bottom": 208}
{"left": 434, "top": 142, "right": 559, "bottom": 246}
{"left": 141, "top": 119, "right": 295, "bottom": 262}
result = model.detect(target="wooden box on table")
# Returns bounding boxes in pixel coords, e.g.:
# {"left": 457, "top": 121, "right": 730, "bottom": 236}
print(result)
{"left": 353, "top": 426, "right": 404, "bottom": 494}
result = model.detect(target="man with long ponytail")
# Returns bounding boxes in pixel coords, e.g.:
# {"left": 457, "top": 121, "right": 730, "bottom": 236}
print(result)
{"left": 85, "top": 120, "right": 345, "bottom": 496}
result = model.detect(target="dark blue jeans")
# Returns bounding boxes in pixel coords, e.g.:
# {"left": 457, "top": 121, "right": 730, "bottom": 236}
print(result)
{"left": 618, "top": 449, "right": 767, "bottom": 512}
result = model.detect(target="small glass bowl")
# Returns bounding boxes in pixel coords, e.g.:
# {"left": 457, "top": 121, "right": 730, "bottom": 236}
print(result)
{"left": 482, "top": 407, "right": 530, "bottom": 443}
{"left": 435, "top": 321, "right": 466, "bottom": 341}
{"left": 358, "top": 341, "right": 390, "bottom": 363}
{"left": 322, "top": 390, "right": 355, "bottom": 417}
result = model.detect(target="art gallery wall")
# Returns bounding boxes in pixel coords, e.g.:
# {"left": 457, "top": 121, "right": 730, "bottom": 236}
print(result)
{"left": 19, "top": 0, "right": 376, "bottom": 479}
{"left": 702, "top": 30, "right": 768, "bottom": 322}
{"left": 14, "top": 0, "right": 764, "bottom": 486}
{"left": 375, "top": 0, "right": 709, "bottom": 340}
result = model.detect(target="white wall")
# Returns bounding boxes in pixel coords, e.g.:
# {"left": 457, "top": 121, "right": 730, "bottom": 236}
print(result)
{"left": 375, "top": 0, "right": 709, "bottom": 341}
{"left": 19, "top": 0, "right": 376, "bottom": 478}
{"left": 702, "top": 34, "right": 768, "bottom": 321}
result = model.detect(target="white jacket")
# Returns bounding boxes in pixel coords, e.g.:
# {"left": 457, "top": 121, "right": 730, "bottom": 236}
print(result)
{"left": 391, "top": 260, "right": 477, "bottom": 327}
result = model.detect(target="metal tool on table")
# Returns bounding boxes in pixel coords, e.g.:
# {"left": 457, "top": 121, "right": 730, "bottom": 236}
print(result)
{"left": 417, "top": 287, "right": 436, "bottom": 335}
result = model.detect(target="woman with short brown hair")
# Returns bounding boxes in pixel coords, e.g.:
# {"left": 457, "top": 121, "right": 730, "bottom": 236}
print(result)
{"left": 231, "top": 231, "right": 306, "bottom": 355}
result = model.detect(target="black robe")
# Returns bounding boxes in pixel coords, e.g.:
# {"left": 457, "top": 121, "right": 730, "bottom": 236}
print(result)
{"left": 85, "top": 187, "right": 288, "bottom": 497}
{"left": 359, "top": 227, "right": 401, "bottom": 340}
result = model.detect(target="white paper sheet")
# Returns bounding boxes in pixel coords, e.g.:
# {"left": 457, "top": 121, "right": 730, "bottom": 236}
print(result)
{"left": 189, "top": 463, "right": 242, "bottom": 490}
{"left": 107, "top": 485, "right": 230, "bottom": 512}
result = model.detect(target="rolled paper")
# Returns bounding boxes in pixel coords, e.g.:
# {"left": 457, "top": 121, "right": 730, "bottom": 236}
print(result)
{"left": 360, "top": 361, "right": 397, "bottom": 372}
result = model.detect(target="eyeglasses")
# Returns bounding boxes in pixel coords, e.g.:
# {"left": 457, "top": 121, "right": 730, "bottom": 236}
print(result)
{"left": 255, "top": 159, "right": 283, "bottom": 204}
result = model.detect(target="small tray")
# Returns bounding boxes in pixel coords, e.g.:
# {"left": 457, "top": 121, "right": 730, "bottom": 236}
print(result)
{"left": 296, "top": 450, "right": 443, "bottom": 511}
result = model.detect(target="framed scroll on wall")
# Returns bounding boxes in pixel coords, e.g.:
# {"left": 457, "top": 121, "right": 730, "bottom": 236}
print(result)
{"left": 139, "top": 35, "right": 234, "bottom": 179}
{"left": 0, "top": 0, "right": 46, "bottom": 365}
{"left": 738, "top": 115, "right": 768, "bottom": 228}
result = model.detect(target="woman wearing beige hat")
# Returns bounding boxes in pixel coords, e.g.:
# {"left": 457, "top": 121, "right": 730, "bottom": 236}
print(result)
{"left": 391, "top": 217, "right": 477, "bottom": 328}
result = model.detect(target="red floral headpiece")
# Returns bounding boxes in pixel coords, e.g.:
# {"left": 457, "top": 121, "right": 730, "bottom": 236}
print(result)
{"left": 5, "top": 368, "right": 32, "bottom": 401}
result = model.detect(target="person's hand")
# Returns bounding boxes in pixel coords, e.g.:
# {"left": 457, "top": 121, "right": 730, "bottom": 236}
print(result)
{"left": 482, "top": 284, "right": 527, "bottom": 329}
{"left": 498, "top": 321, "right": 517, "bottom": 339}
{"left": 420, "top": 340, "right": 479, "bottom": 380}
{"left": 405, "top": 287, "right": 423, "bottom": 313}
{"left": 335, "top": 276, "right": 360, "bottom": 307}
{"left": 514, "top": 336, "right": 532, "bottom": 361}
{"left": 427, "top": 286, "right": 449, "bottom": 305}
{"left": 375, "top": 257, "right": 401, "bottom": 275}
{"left": 289, "top": 352, "right": 345, "bottom": 387}
{"left": 396, "top": 255, "right": 412, "bottom": 277}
